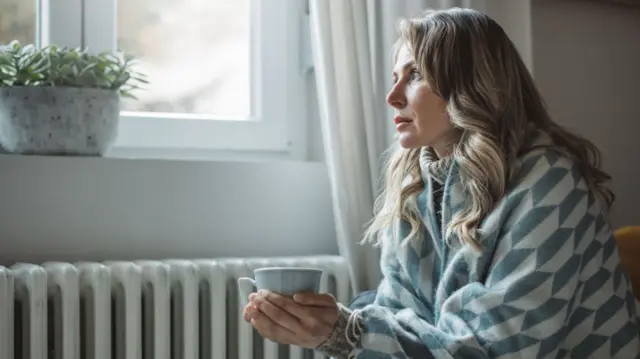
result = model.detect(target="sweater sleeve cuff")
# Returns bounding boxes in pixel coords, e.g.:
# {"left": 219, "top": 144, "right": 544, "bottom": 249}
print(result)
{"left": 315, "top": 303, "right": 364, "bottom": 358}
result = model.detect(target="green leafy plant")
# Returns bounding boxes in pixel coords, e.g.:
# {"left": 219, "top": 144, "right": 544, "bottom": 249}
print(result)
{"left": 0, "top": 40, "right": 148, "bottom": 98}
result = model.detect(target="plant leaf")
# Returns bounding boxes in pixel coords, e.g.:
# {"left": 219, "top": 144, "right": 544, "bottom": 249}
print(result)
{"left": 0, "top": 43, "right": 147, "bottom": 97}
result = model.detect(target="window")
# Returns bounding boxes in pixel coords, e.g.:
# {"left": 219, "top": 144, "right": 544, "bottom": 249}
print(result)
{"left": 2, "top": 0, "right": 311, "bottom": 154}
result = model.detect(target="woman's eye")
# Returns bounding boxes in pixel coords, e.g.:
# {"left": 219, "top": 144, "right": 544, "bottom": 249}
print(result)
{"left": 410, "top": 69, "right": 421, "bottom": 80}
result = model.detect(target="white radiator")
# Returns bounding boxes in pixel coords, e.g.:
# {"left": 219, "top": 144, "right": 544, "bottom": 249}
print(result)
{"left": 0, "top": 255, "right": 352, "bottom": 359}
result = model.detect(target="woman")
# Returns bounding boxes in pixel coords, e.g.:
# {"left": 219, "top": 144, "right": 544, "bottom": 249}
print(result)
{"left": 244, "top": 8, "right": 640, "bottom": 358}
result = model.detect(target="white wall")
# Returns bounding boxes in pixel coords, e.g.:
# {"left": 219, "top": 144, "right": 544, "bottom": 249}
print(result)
{"left": 531, "top": 0, "right": 640, "bottom": 228}
{"left": 0, "top": 153, "right": 338, "bottom": 265}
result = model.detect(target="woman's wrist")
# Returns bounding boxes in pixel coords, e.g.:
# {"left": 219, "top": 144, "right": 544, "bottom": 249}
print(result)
{"left": 315, "top": 303, "right": 364, "bottom": 358}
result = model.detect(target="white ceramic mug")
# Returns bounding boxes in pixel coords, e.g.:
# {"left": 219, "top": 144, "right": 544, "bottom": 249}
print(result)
{"left": 238, "top": 267, "right": 323, "bottom": 298}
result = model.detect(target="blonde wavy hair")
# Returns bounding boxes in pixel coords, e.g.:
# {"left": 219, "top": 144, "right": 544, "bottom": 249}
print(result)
{"left": 363, "top": 8, "right": 614, "bottom": 250}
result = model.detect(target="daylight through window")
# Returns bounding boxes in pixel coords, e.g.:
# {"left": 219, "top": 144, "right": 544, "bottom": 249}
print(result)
{"left": 117, "top": 0, "right": 251, "bottom": 119}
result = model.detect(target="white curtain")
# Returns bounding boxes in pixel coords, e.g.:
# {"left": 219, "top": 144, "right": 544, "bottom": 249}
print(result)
{"left": 309, "top": 0, "right": 479, "bottom": 293}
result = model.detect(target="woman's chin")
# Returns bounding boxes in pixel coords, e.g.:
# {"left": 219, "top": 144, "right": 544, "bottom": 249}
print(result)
{"left": 398, "top": 132, "right": 423, "bottom": 149}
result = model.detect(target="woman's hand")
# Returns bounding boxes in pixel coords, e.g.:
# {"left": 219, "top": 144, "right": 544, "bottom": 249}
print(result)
{"left": 243, "top": 290, "right": 339, "bottom": 349}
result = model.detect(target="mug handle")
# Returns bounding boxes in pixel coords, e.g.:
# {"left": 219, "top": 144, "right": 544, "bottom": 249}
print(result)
{"left": 237, "top": 277, "right": 257, "bottom": 306}
{"left": 238, "top": 277, "right": 257, "bottom": 290}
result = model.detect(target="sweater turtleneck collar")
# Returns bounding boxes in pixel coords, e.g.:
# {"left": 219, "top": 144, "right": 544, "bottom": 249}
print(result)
{"left": 419, "top": 146, "right": 453, "bottom": 185}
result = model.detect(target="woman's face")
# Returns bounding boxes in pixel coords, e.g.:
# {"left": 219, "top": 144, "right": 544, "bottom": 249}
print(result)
{"left": 387, "top": 45, "right": 454, "bottom": 154}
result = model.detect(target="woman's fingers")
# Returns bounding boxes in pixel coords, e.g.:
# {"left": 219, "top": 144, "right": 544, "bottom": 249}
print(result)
{"left": 247, "top": 290, "right": 340, "bottom": 349}
{"left": 254, "top": 290, "right": 311, "bottom": 320}
{"left": 249, "top": 307, "right": 299, "bottom": 345}
{"left": 253, "top": 295, "right": 306, "bottom": 333}
{"left": 293, "top": 292, "right": 337, "bottom": 307}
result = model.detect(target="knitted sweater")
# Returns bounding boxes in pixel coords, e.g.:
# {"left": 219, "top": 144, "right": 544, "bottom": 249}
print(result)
{"left": 317, "top": 143, "right": 640, "bottom": 358}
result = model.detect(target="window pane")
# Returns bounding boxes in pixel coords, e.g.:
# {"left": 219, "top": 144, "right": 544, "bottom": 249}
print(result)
{"left": 117, "top": 0, "right": 251, "bottom": 118}
{"left": 0, "top": 0, "right": 37, "bottom": 45}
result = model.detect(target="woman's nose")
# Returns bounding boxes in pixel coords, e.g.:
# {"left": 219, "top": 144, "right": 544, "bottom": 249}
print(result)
{"left": 386, "top": 85, "right": 406, "bottom": 109}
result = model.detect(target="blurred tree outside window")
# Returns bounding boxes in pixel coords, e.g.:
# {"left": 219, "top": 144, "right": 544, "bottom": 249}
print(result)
{"left": 117, "top": 0, "right": 250, "bottom": 118}
{"left": 0, "top": 0, "right": 37, "bottom": 45}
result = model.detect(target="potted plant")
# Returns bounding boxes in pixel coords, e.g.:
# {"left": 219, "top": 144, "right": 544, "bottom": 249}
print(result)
{"left": 0, "top": 40, "right": 147, "bottom": 156}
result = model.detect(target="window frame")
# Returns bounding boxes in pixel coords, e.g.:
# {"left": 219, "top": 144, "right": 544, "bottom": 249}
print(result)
{"left": 42, "top": 0, "right": 311, "bottom": 154}
{"left": 39, "top": 0, "right": 82, "bottom": 48}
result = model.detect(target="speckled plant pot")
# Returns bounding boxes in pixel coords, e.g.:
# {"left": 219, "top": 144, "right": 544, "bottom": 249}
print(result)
{"left": 0, "top": 87, "right": 120, "bottom": 156}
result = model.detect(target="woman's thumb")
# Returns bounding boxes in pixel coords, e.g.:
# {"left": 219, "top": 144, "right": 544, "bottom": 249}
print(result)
{"left": 294, "top": 292, "right": 335, "bottom": 307}
{"left": 293, "top": 293, "right": 310, "bottom": 304}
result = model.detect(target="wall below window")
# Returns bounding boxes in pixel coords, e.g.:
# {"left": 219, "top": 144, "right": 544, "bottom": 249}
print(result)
{"left": 0, "top": 154, "right": 338, "bottom": 265}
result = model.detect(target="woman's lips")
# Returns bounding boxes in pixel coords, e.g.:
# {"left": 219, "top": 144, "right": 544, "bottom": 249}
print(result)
{"left": 393, "top": 116, "right": 412, "bottom": 125}
{"left": 394, "top": 116, "right": 413, "bottom": 130}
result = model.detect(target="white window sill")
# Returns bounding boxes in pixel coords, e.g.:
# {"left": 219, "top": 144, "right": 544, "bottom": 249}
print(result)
{"left": 0, "top": 148, "right": 315, "bottom": 164}
{"left": 108, "top": 146, "right": 306, "bottom": 163}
